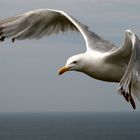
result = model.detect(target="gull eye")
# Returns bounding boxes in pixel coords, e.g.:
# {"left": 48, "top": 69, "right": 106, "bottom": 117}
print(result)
{"left": 73, "top": 61, "right": 77, "bottom": 64}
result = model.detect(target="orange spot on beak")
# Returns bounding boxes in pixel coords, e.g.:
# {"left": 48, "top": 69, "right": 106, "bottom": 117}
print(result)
{"left": 58, "top": 66, "right": 70, "bottom": 75}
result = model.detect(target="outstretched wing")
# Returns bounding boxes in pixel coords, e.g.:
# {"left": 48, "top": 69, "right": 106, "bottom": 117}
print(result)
{"left": 106, "top": 30, "right": 140, "bottom": 109}
{"left": 0, "top": 9, "right": 116, "bottom": 52}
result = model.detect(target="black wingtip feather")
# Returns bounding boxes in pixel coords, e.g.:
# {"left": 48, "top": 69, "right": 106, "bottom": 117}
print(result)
{"left": 0, "top": 36, "right": 5, "bottom": 41}
{"left": 129, "top": 95, "right": 136, "bottom": 109}
{"left": 12, "top": 37, "right": 15, "bottom": 43}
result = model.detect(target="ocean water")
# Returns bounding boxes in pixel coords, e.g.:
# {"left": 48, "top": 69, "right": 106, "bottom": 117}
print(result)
{"left": 0, "top": 112, "right": 140, "bottom": 140}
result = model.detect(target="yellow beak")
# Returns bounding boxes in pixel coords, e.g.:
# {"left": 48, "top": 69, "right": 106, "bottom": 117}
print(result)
{"left": 58, "top": 66, "right": 70, "bottom": 75}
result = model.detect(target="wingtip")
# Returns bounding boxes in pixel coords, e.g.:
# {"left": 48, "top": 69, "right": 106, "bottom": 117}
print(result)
{"left": 0, "top": 36, "right": 5, "bottom": 42}
{"left": 119, "top": 87, "right": 136, "bottom": 110}
{"left": 12, "top": 37, "right": 15, "bottom": 43}
{"left": 129, "top": 96, "right": 136, "bottom": 110}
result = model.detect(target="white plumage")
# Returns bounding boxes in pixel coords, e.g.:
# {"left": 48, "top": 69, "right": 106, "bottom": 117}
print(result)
{"left": 0, "top": 9, "right": 140, "bottom": 109}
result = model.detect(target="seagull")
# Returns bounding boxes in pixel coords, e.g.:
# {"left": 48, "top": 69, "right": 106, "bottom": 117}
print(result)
{"left": 0, "top": 9, "right": 140, "bottom": 109}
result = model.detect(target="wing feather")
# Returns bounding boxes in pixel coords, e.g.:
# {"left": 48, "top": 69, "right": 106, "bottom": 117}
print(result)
{"left": 0, "top": 9, "right": 116, "bottom": 52}
{"left": 106, "top": 30, "right": 140, "bottom": 109}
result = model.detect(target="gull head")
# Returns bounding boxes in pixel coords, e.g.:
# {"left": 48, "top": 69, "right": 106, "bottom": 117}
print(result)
{"left": 58, "top": 54, "right": 85, "bottom": 75}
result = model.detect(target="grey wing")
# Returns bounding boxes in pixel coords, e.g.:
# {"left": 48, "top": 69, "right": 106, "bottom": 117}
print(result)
{"left": 0, "top": 9, "right": 78, "bottom": 40}
{"left": 0, "top": 9, "right": 116, "bottom": 52}
{"left": 106, "top": 30, "right": 140, "bottom": 109}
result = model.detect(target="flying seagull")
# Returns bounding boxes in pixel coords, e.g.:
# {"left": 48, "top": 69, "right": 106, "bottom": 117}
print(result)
{"left": 0, "top": 9, "right": 140, "bottom": 109}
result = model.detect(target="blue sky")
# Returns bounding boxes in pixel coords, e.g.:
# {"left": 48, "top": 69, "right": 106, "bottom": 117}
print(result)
{"left": 0, "top": 0, "right": 140, "bottom": 112}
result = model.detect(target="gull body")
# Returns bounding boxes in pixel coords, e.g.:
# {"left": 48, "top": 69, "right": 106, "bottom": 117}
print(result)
{"left": 64, "top": 52, "right": 125, "bottom": 82}
{"left": 0, "top": 9, "right": 140, "bottom": 109}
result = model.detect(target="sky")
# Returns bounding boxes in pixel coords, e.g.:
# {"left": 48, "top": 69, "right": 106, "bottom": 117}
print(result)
{"left": 0, "top": 0, "right": 140, "bottom": 112}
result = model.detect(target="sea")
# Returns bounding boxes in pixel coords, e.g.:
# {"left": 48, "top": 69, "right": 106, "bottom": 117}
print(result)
{"left": 0, "top": 112, "right": 140, "bottom": 140}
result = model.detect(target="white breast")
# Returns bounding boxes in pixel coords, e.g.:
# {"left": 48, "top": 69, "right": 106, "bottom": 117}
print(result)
{"left": 82, "top": 51, "right": 125, "bottom": 82}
